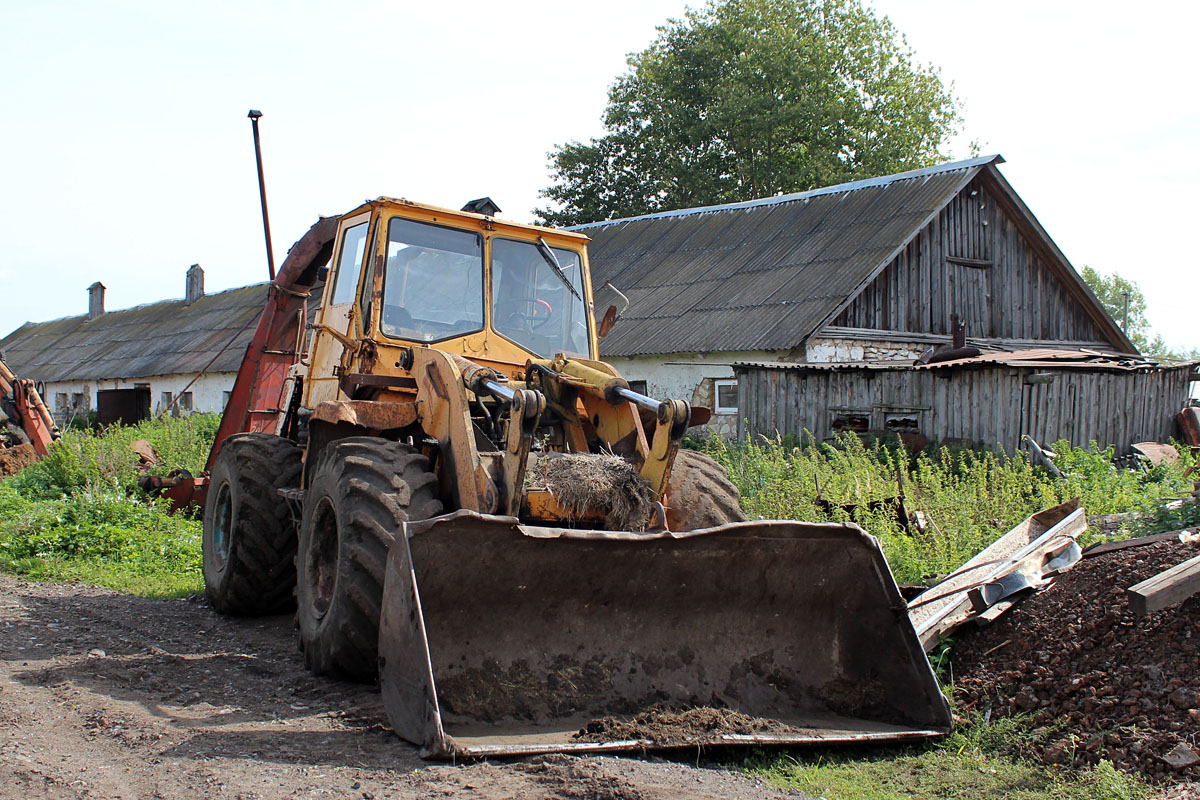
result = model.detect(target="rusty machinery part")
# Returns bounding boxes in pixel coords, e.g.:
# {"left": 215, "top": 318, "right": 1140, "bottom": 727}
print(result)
{"left": 207, "top": 216, "right": 339, "bottom": 472}
{"left": 202, "top": 434, "right": 302, "bottom": 615}
{"left": 664, "top": 449, "right": 748, "bottom": 531}
{"left": 0, "top": 355, "right": 60, "bottom": 459}
{"left": 296, "top": 437, "right": 442, "bottom": 682}
{"left": 138, "top": 469, "right": 210, "bottom": 514}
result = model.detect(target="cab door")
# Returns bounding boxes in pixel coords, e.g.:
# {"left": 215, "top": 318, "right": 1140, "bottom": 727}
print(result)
{"left": 305, "top": 212, "right": 372, "bottom": 406}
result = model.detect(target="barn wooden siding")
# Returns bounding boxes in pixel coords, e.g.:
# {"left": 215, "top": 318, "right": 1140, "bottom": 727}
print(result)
{"left": 830, "top": 175, "right": 1108, "bottom": 345}
{"left": 735, "top": 362, "right": 1196, "bottom": 456}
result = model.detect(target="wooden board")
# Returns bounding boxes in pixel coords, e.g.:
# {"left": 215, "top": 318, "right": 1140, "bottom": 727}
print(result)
{"left": 1082, "top": 530, "right": 1191, "bottom": 558}
{"left": 1126, "top": 553, "right": 1200, "bottom": 616}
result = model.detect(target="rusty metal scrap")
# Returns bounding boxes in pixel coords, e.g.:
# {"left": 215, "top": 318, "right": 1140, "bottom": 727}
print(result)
{"left": 908, "top": 499, "right": 1087, "bottom": 651}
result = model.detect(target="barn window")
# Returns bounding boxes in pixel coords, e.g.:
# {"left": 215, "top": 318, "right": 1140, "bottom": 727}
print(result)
{"left": 627, "top": 380, "right": 648, "bottom": 395}
{"left": 884, "top": 413, "right": 920, "bottom": 433}
{"left": 713, "top": 379, "right": 738, "bottom": 414}
{"left": 831, "top": 411, "right": 870, "bottom": 432}
{"left": 178, "top": 392, "right": 193, "bottom": 413}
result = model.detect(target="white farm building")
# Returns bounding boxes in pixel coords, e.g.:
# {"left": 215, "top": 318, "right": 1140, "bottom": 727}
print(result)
{"left": 0, "top": 266, "right": 267, "bottom": 426}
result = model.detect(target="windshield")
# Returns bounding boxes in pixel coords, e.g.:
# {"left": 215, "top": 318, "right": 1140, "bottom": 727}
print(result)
{"left": 381, "top": 217, "right": 484, "bottom": 343}
{"left": 492, "top": 239, "right": 590, "bottom": 357}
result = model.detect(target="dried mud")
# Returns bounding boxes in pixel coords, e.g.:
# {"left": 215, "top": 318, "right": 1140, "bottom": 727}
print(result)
{"left": 436, "top": 655, "right": 621, "bottom": 723}
{"left": 0, "top": 574, "right": 808, "bottom": 800}
{"left": 577, "top": 705, "right": 809, "bottom": 747}
{"left": 952, "top": 537, "right": 1200, "bottom": 783}
{"left": 0, "top": 443, "right": 38, "bottom": 478}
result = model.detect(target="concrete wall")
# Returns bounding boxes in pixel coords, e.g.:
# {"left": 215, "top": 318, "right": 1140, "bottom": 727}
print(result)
{"left": 606, "top": 350, "right": 790, "bottom": 438}
{"left": 42, "top": 372, "right": 236, "bottom": 424}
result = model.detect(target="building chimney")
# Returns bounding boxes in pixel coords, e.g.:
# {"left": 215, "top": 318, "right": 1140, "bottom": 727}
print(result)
{"left": 88, "top": 282, "right": 106, "bottom": 319}
{"left": 950, "top": 314, "right": 966, "bottom": 349}
{"left": 185, "top": 263, "right": 204, "bottom": 305}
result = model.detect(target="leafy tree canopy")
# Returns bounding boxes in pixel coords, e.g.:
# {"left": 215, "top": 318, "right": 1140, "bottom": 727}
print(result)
{"left": 1080, "top": 266, "right": 1196, "bottom": 359}
{"left": 536, "top": 0, "right": 963, "bottom": 226}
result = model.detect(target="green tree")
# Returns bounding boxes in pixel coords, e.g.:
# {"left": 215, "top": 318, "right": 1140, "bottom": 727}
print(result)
{"left": 1080, "top": 266, "right": 1197, "bottom": 359}
{"left": 536, "top": 0, "right": 963, "bottom": 226}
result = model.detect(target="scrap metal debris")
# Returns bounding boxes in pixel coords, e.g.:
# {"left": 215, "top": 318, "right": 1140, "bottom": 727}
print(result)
{"left": 908, "top": 499, "right": 1086, "bottom": 652}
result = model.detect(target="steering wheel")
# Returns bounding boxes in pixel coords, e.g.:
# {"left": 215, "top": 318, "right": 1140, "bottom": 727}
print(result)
{"left": 504, "top": 299, "right": 554, "bottom": 330}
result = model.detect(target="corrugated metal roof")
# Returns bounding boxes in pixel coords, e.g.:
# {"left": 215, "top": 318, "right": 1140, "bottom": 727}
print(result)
{"left": 0, "top": 284, "right": 269, "bottom": 383}
{"left": 580, "top": 156, "right": 1000, "bottom": 357}
{"left": 572, "top": 155, "right": 1002, "bottom": 230}
{"left": 735, "top": 348, "right": 1200, "bottom": 374}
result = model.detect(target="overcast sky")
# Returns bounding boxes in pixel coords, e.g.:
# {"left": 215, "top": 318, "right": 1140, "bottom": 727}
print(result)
{"left": 2, "top": 1, "right": 1196, "bottom": 351}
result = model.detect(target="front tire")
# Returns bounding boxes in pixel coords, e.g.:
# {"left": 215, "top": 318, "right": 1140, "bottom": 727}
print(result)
{"left": 295, "top": 438, "right": 442, "bottom": 682}
{"left": 665, "top": 449, "right": 748, "bottom": 531}
{"left": 202, "top": 433, "right": 302, "bottom": 615}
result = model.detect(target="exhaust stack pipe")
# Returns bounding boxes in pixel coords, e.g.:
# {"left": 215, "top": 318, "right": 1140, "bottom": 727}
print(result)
{"left": 247, "top": 109, "right": 275, "bottom": 281}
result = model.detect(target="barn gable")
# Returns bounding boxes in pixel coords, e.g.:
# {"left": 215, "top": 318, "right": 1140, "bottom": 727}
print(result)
{"left": 824, "top": 167, "right": 1126, "bottom": 349}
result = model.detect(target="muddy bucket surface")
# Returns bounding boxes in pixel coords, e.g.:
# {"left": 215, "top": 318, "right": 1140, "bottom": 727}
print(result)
{"left": 378, "top": 510, "right": 950, "bottom": 758}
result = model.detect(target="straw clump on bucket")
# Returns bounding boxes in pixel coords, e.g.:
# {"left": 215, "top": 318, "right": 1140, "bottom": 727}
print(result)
{"left": 526, "top": 452, "right": 656, "bottom": 531}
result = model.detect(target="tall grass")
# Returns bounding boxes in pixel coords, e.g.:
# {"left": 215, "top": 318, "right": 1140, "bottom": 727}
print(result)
{"left": 3, "top": 415, "right": 1194, "bottom": 597}
{"left": 0, "top": 414, "right": 220, "bottom": 596}
{"left": 697, "top": 433, "right": 1197, "bottom": 583}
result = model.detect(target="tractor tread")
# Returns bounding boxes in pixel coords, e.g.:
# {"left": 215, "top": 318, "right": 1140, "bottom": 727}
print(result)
{"left": 296, "top": 437, "right": 442, "bottom": 682}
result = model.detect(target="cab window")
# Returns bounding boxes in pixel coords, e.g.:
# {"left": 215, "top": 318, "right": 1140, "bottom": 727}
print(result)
{"left": 380, "top": 217, "right": 484, "bottom": 343}
{"left": 492, "top": 239, "right": 589, "bottom": 357}
{"left": 330, "top": 222, "right": 369, "bottom": 306}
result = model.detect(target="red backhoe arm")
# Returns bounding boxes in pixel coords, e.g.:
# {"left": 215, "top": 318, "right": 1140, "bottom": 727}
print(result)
{"left": 0, "top": 356, "right": 60, "bottom": 456}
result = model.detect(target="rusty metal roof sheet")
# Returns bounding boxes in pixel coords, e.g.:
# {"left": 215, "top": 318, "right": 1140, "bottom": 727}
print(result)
{"left": 0, "top": 284, "right": 269, "bottom": 383}
{"left": 579, "top": 156, "right": 1001, "bottom": 356}
{"left": 734, "top": 348, "right": 1200, "bottom": 374}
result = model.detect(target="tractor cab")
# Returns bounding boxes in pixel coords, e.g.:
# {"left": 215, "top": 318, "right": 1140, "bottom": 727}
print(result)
{"left": 305, "top": 198, "right": 597, "bottom": 408}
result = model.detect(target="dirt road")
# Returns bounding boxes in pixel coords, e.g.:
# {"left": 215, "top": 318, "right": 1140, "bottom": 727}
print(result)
{"left": 0, "top": 575, "right": 805, "bottom": 800}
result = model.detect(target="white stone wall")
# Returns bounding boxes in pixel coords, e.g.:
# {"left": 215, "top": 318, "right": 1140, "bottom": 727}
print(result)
{"left": 39, "top": 372, "right": 237, "bottom": 423}
{"left": 605, "top": 350, "right": 790, "bottom": 438}
{"left": 804, "top": 337, "right": 926, "bottom": 363}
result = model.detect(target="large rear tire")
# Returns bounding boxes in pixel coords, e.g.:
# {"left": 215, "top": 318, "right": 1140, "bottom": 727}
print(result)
{"left": 203, "top": 433, "right": 302, "bottom": 615}
{"left": 665, "top": 449, "right": 748, "bottom": 531}
{"left": 296, "top": 438, "right": 442, "bottom": 682}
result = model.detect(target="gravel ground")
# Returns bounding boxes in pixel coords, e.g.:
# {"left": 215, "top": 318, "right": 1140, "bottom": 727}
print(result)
{"left": 0, "top": 573, "right": 809, "bottom": 800}
{"left": 952, "top": 537, "right": 1200, "bottom": 783}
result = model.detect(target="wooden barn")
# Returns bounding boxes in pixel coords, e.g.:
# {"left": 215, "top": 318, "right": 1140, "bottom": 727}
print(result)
{"left": 578, "top": 155, "right": 1135, "bottom": 436}
{"left": 734, "top": 350, "right": 1199, "bottom": 456}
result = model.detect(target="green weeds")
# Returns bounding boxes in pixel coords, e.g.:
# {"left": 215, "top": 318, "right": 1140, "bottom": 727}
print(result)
{"left": 0, "top": 414, "right": 217, "bottom": 596}
{"left": 697, "top": 433, "right": 1196, "bottom": 583}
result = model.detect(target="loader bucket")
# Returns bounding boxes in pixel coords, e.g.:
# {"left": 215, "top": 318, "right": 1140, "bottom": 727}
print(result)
{"left": 378, "top": 510, "right": 950, "bottom": 758}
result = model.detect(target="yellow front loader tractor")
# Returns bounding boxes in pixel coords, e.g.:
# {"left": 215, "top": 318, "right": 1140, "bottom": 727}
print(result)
{"left": 199, "top": 196, "right": 950, "bottom": 757}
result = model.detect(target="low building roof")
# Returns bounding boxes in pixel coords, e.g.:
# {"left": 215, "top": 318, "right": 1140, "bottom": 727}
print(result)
{"left": 0, "top": 284, "right": 269, "bottom": 383}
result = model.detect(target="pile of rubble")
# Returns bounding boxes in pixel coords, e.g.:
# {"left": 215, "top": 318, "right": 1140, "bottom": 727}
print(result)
{"left": 903, "top": 438, "right": 1200, "bottom": 782}
{"left": 950, "top": 536, "right": 1199, "bottom": 780}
